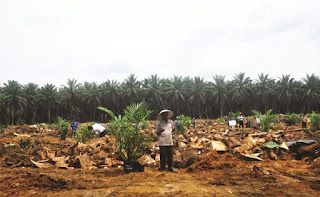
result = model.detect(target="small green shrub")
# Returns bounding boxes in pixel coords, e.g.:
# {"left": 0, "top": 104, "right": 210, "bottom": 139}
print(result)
{"left": 75, "top": 125, "right": 92, "bottom": 143}
{"left": 176, "top": 114, "right": 191, "bottom": 133}
{"left": 287, "top": 113, "right": 299, "bottom": 126}
{"left": 232, "top": 111, "right": 240, "bottom": 121}
{"left": 310, "top": 111, "right": 320, "bottom": 130}
{"left": 253, "top": 109, "right": 277, "bottom": 132}
{"left": 306, "top": 113, "right": 312, "bottom": 118}
{"left": 98, "top": 102, "right": 153, "bottom": 161}
{"left": 139, "top": 120, "right": 149, "bottom": 130}
{"left": 245, "top": 116, "right": 255, "bottom": 127}
{"left": 55, "top": 117, "right": 69, "bottom": 140}
{"left": 39, "top": 123, "right": 48, "bottom": 129}
{"left": 48, "top": 124, "right": 54, "bottom": 129}
{"left": 0, "top": 125, "right": 6, "bottom": 134}
{"left": 219, "top": 116, "right": 226, "bottom": 123}
{"left": 249, "top": 116, "right": 255, "bottom": 123}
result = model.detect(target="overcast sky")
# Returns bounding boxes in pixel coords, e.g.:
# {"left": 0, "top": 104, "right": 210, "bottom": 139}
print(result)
{"left": 0, "top": 0, "right": 319, "bottom": 86}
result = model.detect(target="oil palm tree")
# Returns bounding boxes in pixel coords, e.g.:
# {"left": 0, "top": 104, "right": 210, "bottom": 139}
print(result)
{"left": 2, "top": 80, "right": 27, "bottom": 125}
{"left": 0, "top": 90, "right": 8, "bottom": 124}
{"left": 100, "top": 80, "right": 121, "bottom": 117}
{"left": 165, "top": 75, "right": 188, "bottom": 116}
{"left": 209, "top": 75, "right": 228, "bottom": 117}
{"left": 255, "top": 73, "right": 275, "bottom": 113}
{"left": 1, "top": 73, "right": 320, "bottom": 123}
{"left": 144, "top": 74, "right": 164, "bottom": 119}
{"left": 122, "top": 74, "right": 141, "bottom": 105}
{"left": 231, "top": 73, "right": 253, "bottom": 114}
{"left": 301, "top": 74, "right": 320, "bottom": 112}
{"left": 23, "top": 82, "right": 39, "bottom": 124}
{"left": 83, "top": 82, "right": 101, "bottom": 121}
{"left": 189, "top": 76, "right": 207, "bottom": 118}
{"left": 38, "top": 84, "right": 58, "bottom": 123}
{"left": 276, "top": 75, "right": 297, "bottom": 113}
{"left": 61, "top": 78, "right": 81, "bottom": 120}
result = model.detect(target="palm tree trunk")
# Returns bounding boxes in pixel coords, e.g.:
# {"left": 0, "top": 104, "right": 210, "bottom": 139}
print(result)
{"left": 48, "top": 108, "right": 51, "bottom": 124}
{"left": 70, "top": 104, "right": 73, "bottom": 120}
{"left": 219, "top": 94, "right": 223, "bottom": 117}
{"left": 92, "top": 101, "right": 97, "bottom": 121}
{"left": 11, "top": 104, "right": 14, "bottom": 125}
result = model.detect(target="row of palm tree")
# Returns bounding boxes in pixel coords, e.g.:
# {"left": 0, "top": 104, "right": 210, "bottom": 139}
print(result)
{"left": 1, "top": 73, "right": 320, "bottom": 125}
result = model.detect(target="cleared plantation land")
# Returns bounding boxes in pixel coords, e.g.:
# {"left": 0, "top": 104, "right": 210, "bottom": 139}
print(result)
{"left": 0, "top": 120, "right": 320, "bottom": 196}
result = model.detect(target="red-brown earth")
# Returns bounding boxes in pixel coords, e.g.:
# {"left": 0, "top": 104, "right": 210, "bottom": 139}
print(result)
{"left": 0, "top": 121, "right": 319, "bottom": 196}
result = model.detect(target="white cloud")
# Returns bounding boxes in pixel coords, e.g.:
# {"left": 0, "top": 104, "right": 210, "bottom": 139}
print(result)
{"left": 0, "top": 0, "right": 319, "bottom": 86}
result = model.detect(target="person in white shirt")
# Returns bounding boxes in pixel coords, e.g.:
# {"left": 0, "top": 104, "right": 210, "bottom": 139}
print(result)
{"left": 237, "top": 112, "right": 244, "bottom": 128}
{"left": 89, "top": 123, "right": 106, "bottom": 137}
{"left": 156, "top": 109, "right": 177, "bottom": 173}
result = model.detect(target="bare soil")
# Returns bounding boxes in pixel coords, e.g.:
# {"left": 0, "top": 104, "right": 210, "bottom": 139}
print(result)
{"left": 1, "top": 158, "right": 319, "bottom": 196}
{"left": 1, "top": 122, "right": 320, "bottom": 196}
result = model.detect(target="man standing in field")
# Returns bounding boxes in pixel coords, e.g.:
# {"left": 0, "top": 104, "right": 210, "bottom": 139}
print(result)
{"left": 156, "top": 109, "right": 177, "bottom": 173}
{"left": 226, "top": 112, "right": 232, "bottom": 127}
{"left": 237, "top": 112, "right": 244, "bottom": 128}
{"left": 301, "top": 114, "right": 307, "bottom": 128}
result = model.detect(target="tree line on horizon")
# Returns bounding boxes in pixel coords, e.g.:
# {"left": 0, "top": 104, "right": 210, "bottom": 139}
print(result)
{"left": 0, "top": 73, "right": 320, "bottom": 125}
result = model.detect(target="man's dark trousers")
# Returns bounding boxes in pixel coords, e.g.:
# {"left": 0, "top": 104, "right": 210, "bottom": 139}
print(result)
{"left": 160, "top": 146, "right": 173, "bottom": 170}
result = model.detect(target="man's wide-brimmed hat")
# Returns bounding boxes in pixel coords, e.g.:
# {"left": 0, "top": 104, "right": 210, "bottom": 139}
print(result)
{"left": 157, "top": 109, "right": 173, "bottom": 120}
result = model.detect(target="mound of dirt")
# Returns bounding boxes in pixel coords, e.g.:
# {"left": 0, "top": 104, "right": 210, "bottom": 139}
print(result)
{"left": 186, "top": 151, "right": 243, "bottom": 172}
{"left": 22, "top": 173, "right": 67, "bottom": 190}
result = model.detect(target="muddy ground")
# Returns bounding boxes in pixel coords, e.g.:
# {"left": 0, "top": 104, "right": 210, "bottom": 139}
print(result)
{"left": 0, "top": 121, "right": 320, "bottom": 196}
